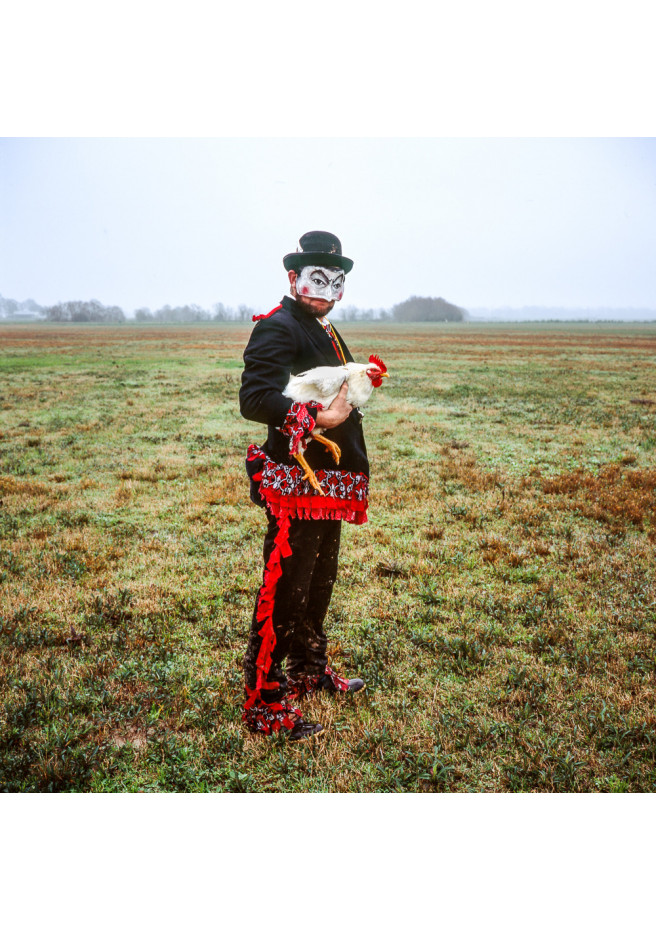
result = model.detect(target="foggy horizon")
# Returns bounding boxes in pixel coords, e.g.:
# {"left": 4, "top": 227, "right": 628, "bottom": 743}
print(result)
{"left": 2, "top": 138, "right": 655, "bottom": 318}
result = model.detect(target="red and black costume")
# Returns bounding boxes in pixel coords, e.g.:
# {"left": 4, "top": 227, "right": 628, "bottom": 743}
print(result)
{"left": 240, "top": 295, "right": 369, "bottom": 734}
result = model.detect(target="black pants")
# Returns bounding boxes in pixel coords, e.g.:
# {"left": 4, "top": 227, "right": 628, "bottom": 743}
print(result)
{"left": 243, "top": 511, "right": 342, "bottom": 705}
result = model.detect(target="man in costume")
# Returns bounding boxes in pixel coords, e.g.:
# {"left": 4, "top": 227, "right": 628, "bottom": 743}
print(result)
{"left": 240, "top": 231, "right": 368, "bottom": 740}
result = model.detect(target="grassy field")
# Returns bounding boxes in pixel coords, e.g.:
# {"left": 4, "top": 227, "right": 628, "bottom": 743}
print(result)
{"left": 1, "top": 322, "right": 655, "bottom": 792}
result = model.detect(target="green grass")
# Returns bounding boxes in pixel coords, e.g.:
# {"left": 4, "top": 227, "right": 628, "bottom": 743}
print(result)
{"left": 1, "top": 322, "right": 655, "bottom": 792}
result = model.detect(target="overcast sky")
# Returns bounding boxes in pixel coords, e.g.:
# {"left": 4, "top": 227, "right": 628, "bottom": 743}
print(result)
{"left": 2, "top": 137, "right": 654, "bottom": 315}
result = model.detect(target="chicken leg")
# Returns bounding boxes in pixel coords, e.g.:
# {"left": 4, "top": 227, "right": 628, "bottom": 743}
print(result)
{"left": 293, "top": 433, "right": 341, "bottom": 497}
{"left": 310, "top": 431, "right": 341, "bottom": 465}
{"left": 293, "top": 452, "right": 326, "bottom": 496}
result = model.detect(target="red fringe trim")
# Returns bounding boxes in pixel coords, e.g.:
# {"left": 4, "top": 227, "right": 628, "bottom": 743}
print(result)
{"left": 252, "top": 304, "right": 282, "bottom": 322}
{"left": 243, "top": 512, "right": 292, "bottom": 711}
{"left": 259, "top": 486, "right": 368, "bottom": 525}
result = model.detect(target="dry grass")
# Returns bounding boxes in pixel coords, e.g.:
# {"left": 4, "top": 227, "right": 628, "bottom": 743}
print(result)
{"left": 1, "top": 322, "right": 656, "bottom": 792}
{"left": 542, "top": 465, "right": 656, "bottom": 527}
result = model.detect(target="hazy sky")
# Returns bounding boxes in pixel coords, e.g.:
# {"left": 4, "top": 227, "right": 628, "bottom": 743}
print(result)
{"left": 1, "top": 137, "right": 655, "bottom": 314}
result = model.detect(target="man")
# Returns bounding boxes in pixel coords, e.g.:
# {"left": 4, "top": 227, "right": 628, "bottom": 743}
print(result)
{"left": 239, "top": 231, "right": 368, "bottom": 741}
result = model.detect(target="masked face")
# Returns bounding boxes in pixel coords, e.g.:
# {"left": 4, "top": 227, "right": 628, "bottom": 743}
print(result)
{"left": 296, "top": 265, "right": 345, "bottom": 302}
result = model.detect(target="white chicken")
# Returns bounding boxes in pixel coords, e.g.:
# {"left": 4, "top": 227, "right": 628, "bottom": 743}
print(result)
{"left": 283, "top": 354, "right": 388, "bottom": 495}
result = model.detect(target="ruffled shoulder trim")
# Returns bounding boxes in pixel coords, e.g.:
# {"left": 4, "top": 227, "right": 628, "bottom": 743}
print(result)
{"left": 252, "top": 304, "right": 282, "bottom": 322}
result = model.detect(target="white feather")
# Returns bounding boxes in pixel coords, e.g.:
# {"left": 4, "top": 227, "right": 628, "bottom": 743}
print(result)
{"left": 283, "top": 362, "right": 377, "bottom": 410}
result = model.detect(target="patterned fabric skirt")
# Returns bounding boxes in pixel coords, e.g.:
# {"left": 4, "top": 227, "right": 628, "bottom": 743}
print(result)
{"left": 246, "top": 444, "right": 368, "bottom": 524}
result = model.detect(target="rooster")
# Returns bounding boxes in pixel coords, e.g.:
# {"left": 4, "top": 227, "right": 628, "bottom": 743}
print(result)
{"left": 283, "top": 354, "right": 388, "bottom": 495}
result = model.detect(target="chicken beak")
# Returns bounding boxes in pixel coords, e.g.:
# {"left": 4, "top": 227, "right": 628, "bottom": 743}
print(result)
{"left": 380, "top": 372, "right": 389, "bottom": 378}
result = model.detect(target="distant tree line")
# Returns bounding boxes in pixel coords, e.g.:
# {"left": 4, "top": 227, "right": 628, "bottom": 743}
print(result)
{"left": 134, "top": 303, "right": 255, "bottom": 323}
{"left": 1, "top": 293, "right": 468, "bottom": 324}
{"left": 0, "top": 295, "right": 45, "bottom": 320}
{"left": 43, "top": 299, "right": 126, "bottom": 323}
{"left": 337, "top": 305, "right": 392, "bottom": 322}
{"left": 391, "top": 296, "right": 467, "bottom": 322}
{"left": 0, "top": 295, "right": 257, "bottom": 324}
{"left": 338, "top": 297, "right": 467, "bottom": 322}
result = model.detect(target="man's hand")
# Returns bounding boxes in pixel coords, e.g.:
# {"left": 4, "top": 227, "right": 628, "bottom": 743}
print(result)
{"left": 315, "top": 381, "right": 353, "bottom": 430}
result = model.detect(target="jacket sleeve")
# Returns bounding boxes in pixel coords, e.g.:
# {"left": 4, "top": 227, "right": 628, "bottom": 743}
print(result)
{"left": 239, "top": 316, "right": 321, "bottom": 432}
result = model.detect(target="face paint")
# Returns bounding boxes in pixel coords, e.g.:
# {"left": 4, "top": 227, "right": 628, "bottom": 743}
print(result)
{"left": 296, "top": 265, "right": 345, "bottom": 302}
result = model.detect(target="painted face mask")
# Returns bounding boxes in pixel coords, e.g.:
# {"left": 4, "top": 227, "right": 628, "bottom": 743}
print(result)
{"left": 296, "top": 265, "right": 345, "bottom": 302}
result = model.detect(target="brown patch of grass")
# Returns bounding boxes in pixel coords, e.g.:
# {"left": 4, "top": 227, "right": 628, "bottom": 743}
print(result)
{"left": 200, "top": 473, "right": 244, "bottom": 507}
{"left": 201, "top": 487, "right": 224, "bottom": 506}
{"left": 30, "top": 528, "right": 51, "bottom": 541}
{"left": 114, "top": 483, "right": 133, "bottom": 505}
{"left": 542, "top": 465, "right": 656, "bottom": 527}
{"left": 119, "top": 465, "right": 180, "bottom": 483}
{"left": 479, "top": 534, "right": 515, "bottom": 565}
{"left": 426, "top": 525, "right": 444, "bottom": 541}
{"left": 532, "top": 541, "right": 551, "bottom": 557}
{"left": 0, "top": 475, "right": 50, "bottom": 496}
{"left": 439, "top": 447, "right": 501, "bottom": 492}
{"left": 184, "top": 504, "right": 213, "bottom": 523}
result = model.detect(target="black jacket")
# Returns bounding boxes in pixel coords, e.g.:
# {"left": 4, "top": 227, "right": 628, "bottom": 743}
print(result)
{"left": 240, "top": 296, "right": 369, "bottom": 477}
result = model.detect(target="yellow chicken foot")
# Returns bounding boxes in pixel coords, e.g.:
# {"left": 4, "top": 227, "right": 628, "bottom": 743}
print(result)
{"left": 293, "top": 452, "right": 325, "bottom": 496}
{"left": 311, "top": 432, "right": 341, "bottom": 465}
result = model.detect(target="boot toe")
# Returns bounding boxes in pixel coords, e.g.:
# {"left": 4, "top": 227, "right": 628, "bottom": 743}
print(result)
{"left": 288, "top": 720, "right": 324, "bottom": 741}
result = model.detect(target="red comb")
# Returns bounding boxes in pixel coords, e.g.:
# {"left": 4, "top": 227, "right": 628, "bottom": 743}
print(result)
{"left": 369, "top": 354, "right": 387, "bottom": 374}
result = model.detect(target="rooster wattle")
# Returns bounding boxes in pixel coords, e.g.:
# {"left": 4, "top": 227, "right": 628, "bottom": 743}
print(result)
{"left": 283, "top": 354, "right": 389, "bottom": 495}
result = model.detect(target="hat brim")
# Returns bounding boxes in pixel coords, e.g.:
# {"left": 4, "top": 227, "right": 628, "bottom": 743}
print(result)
{"left": 283, "top": 251, "right": 354, "bottom": 274}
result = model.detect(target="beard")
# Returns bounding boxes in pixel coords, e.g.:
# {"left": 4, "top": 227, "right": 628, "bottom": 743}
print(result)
{"left": 295, "top": 295, "right": 336, "bottom": 317}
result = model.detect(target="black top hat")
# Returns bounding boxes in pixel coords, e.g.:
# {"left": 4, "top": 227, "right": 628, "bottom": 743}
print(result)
{"left": 283, "top": 231, "right": 354, "bottom": 274}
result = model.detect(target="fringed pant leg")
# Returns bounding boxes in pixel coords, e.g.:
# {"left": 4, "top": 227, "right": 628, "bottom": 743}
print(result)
{"left": 243, "top": 512, "right": 341, "bottom": 712}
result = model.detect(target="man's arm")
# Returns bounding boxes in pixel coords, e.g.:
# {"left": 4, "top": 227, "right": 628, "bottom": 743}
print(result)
{"left": 239, "top": 317, "right": 313, "bottom": 427}
{"left": 240, "top": 317, "right": 352, "bottom": 434}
